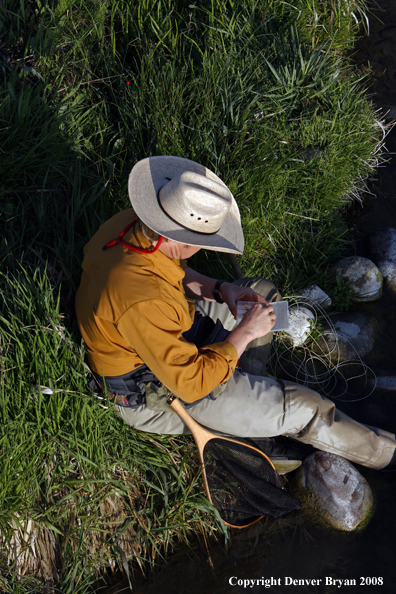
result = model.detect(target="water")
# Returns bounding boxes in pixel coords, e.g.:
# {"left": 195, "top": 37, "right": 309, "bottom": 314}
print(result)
{"left": 107, "top": 5, "right": 396, "bottom": 592}
{"left": 115, "top": 483, "right": 396, "bottom": 594}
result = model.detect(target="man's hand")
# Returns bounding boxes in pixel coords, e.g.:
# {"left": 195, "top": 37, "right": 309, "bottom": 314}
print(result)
{"left": 219, "top": 282, "right": 268, "bottom": 318}
{"left": 224, "top": 299, "right": 276, "bottom": 358}
{"left": 238, "top": 302, "right": 276, "bottom": 336}
{"left": 181, "top": 270, "right": 275, "bottom": 358}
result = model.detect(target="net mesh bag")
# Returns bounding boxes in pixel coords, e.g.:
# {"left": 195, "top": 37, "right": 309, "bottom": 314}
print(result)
{"left": 203, "top": 438, "right": 301, "bottom": 527}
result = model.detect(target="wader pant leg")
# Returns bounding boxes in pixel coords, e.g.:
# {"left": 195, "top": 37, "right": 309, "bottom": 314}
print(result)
{"left": 190, "top": 372, "right": 396, "bottom": 470}
{"left": 116, "top": 371, "right": 396, "bottom": 469}
{"left": 116, "top": 277, "right": 396, "bottom": 469}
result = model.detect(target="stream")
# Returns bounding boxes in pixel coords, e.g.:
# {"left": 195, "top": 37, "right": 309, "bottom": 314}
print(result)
{"left": 106, "top": 3, "right": 396, "bottom": 592}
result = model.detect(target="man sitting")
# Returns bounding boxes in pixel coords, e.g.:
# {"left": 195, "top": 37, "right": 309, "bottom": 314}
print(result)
{"left": 76, "top": 156, "right": 396, "bottom": 470}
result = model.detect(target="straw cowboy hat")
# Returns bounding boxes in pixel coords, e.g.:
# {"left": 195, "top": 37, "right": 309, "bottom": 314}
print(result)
{"left": 128, "top": 156, "right": 244, "bottom": 254}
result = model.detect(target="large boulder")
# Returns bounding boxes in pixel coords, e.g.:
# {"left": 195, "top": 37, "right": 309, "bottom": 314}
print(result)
{"left": 331, "top": 256, "right": 383, "bottom": 302}
{"left": 314, "top": 312, "right": 375, "bottom": 362}
{"left": 295, "top": 452, "right": 373, "bottom": 531}
{"left": 364, "top": 227, "right": 396, "bottom": 291}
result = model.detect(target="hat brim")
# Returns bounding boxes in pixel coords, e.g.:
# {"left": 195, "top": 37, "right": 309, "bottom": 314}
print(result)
{"left": 128, "top": 156, "right": 244, "bottom": 254}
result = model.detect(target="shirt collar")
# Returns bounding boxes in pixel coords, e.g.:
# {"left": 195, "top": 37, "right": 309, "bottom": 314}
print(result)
{"left": 126, "top": 225, "right": 185, "bottom": 286}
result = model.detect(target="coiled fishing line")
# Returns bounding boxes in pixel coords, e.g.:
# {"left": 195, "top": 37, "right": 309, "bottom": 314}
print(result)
{"left": 266, "top": 295, "right": 377, "bottom": 402}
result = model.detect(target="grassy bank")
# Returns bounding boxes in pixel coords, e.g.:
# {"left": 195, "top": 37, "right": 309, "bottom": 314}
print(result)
{"left": 0, "top": 264, "right": 225, "bottom": 593}
{"left": 0, "top": 0, "right": 385, "bottom": 590}
{"left": 1, "top": 0, "right": 385, "bottom": 289}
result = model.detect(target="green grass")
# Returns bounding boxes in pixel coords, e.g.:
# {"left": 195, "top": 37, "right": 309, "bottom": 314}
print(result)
{"left": 0, "top": 263, "right": 226, "bottom": 591}
{"left": 0, "top": 0, "right": 386, "bottom": 589}
{"left": 1, "top": 0, "right": 384, "bottom": 291}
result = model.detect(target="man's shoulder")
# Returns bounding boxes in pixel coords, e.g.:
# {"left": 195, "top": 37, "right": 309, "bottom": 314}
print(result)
{"left": 93, "top": 252, "right": 183, "bottom": 323}
{"left": 95, "top": 259, "right": 165, "bottom": 321}
{"left": 84, "top": 209, "right": 136, "bottom": 252}
{"left": 79, "top": 208, "right": 186, "bottom": 323}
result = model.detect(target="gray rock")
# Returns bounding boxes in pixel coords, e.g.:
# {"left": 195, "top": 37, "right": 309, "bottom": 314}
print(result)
{"left": 315, "top": 312, "right": 375, "bottom": 361}
{"left": 295, "top": 452, "right": 373, "bottom": 531}
{"left": 365, "top": 227, "right": 396, "bottom": 291}
{"left": 300, "top": 285, "right": 332, "bottom": 310}
{"left": 284, "top": 307, "right": 314, "bottom": 347}
{"left": 331, "top": 256, "right": 383, "bottom": 302}
{"left": 384, "top": 108, "right": 396, "bottom": 121}
{"left": 369, "top": 376, "right": 396, "bottom": 391}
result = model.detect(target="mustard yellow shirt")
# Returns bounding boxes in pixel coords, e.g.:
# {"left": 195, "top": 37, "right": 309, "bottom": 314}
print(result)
{"left": 75, "top": 209, "right": 238, "bottom": 402}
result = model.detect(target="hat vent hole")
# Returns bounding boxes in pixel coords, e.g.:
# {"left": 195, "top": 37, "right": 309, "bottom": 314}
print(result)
{"left": 190, "top": 213, "right": 194, "bottom": 216}
{"left": 205, "top": 220, "right": 208, "bottom": 223}
{"left": 198, "top": 217, "right": 201, "bottom": 220}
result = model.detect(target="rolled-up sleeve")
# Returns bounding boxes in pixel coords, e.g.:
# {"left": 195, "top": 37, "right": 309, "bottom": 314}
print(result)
{"left": 117, "top": 299, "right": 238, "bottom": 402}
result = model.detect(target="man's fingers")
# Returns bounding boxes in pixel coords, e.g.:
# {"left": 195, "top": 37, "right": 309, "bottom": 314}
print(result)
{"left": 249, "top": 294, "right": 269, "bottom": 306}
{"left": 247, "top": 292, "right": 268, "bottom": 305}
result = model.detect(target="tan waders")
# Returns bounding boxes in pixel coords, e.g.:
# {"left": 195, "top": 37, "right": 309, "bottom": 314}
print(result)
{"left": 115, "top": 278, "right": 396, "bottom": 470}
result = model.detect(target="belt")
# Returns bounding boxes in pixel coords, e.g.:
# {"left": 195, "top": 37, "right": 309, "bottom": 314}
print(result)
{"left": 90, "top": 365, "right": 157, "bottom": 408}
{"left": 90, "top": 314, "right": 230, "bottom": 408}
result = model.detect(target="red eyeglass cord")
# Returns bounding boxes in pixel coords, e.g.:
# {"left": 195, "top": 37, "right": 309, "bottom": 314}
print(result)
{"left": 102, "top": 220, "right": 164, "bottom": 254}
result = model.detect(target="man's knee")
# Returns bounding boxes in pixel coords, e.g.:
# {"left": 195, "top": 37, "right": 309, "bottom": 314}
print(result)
{"left": 282, "top": 380, "right": 336, "bottom": 436}
{"left": 233, "top": 276, "right": 281, "bottom": 303}
{"left": 231, "top": 277, "right": 280, "bottom": 375}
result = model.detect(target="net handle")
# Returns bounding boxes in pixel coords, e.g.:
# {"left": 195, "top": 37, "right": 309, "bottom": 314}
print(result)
{"left": 168, "top": 397, "right": 215, "bottom": 512}
{"left": 168, "top": 397, "right": 277, "bottom": 471}
{"left": 168, "top": 397, "right": 214, "bottom": 453}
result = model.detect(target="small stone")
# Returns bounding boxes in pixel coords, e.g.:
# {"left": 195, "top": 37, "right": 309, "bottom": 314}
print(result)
{"left": 284, "top": 307, "right": 314, "bottom": 347}
{"left": 32, "top": 385, "right": 54, "bottom": 395}
{"left": 295, "top": 452, "right": 373, "bottom": 531}
{"left": 364, "top": 228, "right": 396, "bottom": 291}
{"left": 384, "top": 108, "right": 396, "bottom": 121}
{"left": 369, "top": 376, "right": 396, "bottom": 391}
{"left": 300, "top": 285, "right": 332, "bottom": 310}
{"left": 331, "top": 256, "right": 383, "bottom": 302}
